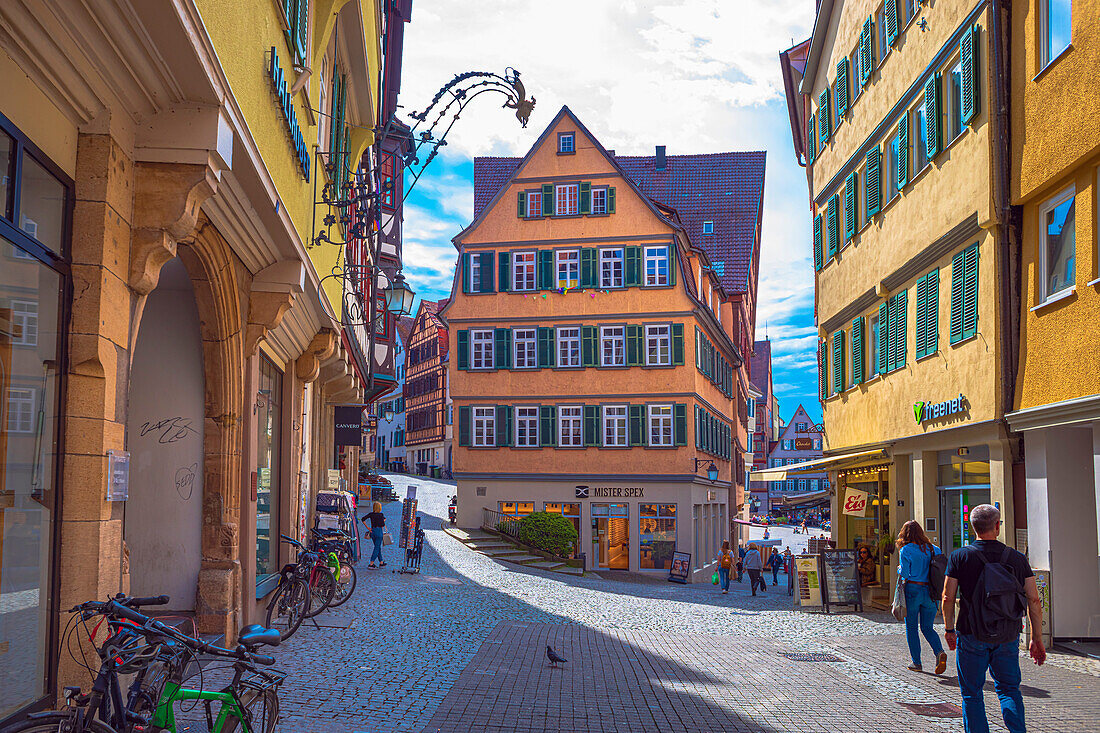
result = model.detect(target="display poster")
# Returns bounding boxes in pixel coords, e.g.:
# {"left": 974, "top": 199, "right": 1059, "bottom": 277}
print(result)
{"left": 298, "top": 471, "right": 309, "bottom": 540}
{"left": 1032, "top": 570, "right": 1051, "bottom": 647}
{"left": 399, "top": 497, "right": 418, "bottom": 549}
{"left": 668, "top": 551, "right": 691, "bottom": 584}
{"left": 326, "top": 469, "right": 341, "bottom": 490}
{"left": 819, "top": 548, "right": 863, "bottom": 612}
{"left": 106, "top": 450, "right": 130, "bottom": 501}
{"left": 795, "top": 555, "right": 822, "bottom": 608}
{"left": 842, "top": 487, "right": 869, "bottom": 517}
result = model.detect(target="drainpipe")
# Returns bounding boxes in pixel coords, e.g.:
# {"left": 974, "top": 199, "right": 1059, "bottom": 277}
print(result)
{"left": 990, "top": 0, "right": 1021, "bottom": 459}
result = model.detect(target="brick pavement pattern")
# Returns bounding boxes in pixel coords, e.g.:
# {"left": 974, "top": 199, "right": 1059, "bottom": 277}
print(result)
{"left": 255, "top": 475, "right": 1099, "bottom": 733}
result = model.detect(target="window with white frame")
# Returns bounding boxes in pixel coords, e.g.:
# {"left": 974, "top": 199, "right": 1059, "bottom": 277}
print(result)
{"left": 1040, "top": 0, "right": 1072, "bottom": 68}
{"left": 472, "top": 407, "right": 495, "bottom": 447}
{"left": 318, "top": 57, "right": 329, "bottom": 147}
{"left": 887, "top": 134, "right": 900, "bottom": 202}
{"left": 591, "top": 187, "right": 608, "bottom": 215}
{"left": 702, "top": 221, "right": 714, "bottom": 234}
{"left": 648, "top": 404, "right": 673, "bottom": 447}
{"left": 1039, "top": 186, "right": 1076, "bottom": 301}
{"left": 814, "top": 440, "right": 822, "bottom": 450}
{"left": 644, "top": 246, "right": 669, "bottom": 286}
{"left": 513, "top": 328, "right": 536, "bottom": 369}
{"left": 558, "top": 132, "right": 575, "bottom": 154}
{"left": 600, "top": 248, "right": 623, "bottom": 288}
{"left": 645, "top": 324, "right": 671, "bottom": 366}
{"left": 913, "top": 97, "right": 929, "bottom": 172}
{"left": 555, "top": 184, "right": 578, "bottom": 215}
{"left": 470, "top": 259, "right": 482, "bottom": 293}
{"left": 798, "top": 479, "right": 807, "bottom": 492}
{"left": 869, "top": 313, "right": 880, "bottom": 376}
{"left": 600, "top": 325, "right": 625, "bottom": 367}
{"left": 559, "top": 406, "right": 583, "bottom": 447}
{"left": 515, "top": 406, "right": 539, "bottom": 447}
{"left": 603, "top": 405, "right": 628, "bottom": 447}
{"left": 557, "top": 327, "right": 581, "bottom": 367}
{"left": 556, "top": 249, "right": 579, "bottom": 288}
{"left": 945, "top": 59, "right": 964, "bottom": 144}
{"left": 796, "top": 422, "right": 808, "bottom": 431}
{"left": 786, "top": 479, "right": 796, "bottom": 492}
{"left": 513, "top": 251, "right": 536, "bottom": 290}
{"left": 6, "top": 388, "right": 35, "bottom": 433}
{"left": 10, "top": 300, "right": 38, "bottom": 347}
{"left": 525, "top": 191, "right": 542, "bottom": 218}
{"left": 850, "top": 48, "right": 862, "bottom": 102}
{"left": 470, "top": 329, "right": 494, "bottom": 370}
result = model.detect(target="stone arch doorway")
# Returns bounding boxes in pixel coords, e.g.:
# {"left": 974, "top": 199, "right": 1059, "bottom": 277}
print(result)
{"left": 124, "top": 257, "right": 205, "bottom": 611}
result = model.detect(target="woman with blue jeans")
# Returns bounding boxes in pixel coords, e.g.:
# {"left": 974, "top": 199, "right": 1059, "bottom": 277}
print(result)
{"left": 362, "top": 501, "right": 387, "bottom": 568}
{"left": 897, "top": 520, "right": 947, "bottom": 674}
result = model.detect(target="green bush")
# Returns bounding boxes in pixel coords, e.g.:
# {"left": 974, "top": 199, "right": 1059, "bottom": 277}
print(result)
{"left": 517, "top": 512, "right": 578, "bottom": 557}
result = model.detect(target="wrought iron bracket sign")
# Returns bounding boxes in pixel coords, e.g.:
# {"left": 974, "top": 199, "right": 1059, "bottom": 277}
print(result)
{"left": 268, "top": 47, "right": 311, "bottom": 180}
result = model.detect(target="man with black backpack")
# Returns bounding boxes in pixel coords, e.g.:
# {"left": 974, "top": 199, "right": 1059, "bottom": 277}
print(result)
{"left": 942, "top": 504, "right": 1046, "bottom": 733}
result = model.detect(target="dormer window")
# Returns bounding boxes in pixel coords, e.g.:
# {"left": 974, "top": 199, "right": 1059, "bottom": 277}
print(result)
{"left": 703, "top": 221, "right": 714, "bottom": 234}
{"left": 558, "top": 132, "right": 576, "bottom": 154}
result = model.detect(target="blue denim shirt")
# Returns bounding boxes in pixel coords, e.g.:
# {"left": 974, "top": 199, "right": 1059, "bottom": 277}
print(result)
{"left": 897, "top": 542, "right": 940, "bottom": 582}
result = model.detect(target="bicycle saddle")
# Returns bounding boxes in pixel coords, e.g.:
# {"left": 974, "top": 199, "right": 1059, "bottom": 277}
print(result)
{"left": 237, "top": 624, "right": 281, "bottom": 649}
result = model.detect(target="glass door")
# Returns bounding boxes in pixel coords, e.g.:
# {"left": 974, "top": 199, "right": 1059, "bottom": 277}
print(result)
{"left": 939, "top": 487, "right": 991, "bottom": 555}
{"left": 591, "top": 503, "right": 629, "bottom": 569}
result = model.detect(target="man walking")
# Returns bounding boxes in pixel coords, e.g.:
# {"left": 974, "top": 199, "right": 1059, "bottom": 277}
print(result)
{"left": 941, "top": 504, "right": 1046, "bottom": 733}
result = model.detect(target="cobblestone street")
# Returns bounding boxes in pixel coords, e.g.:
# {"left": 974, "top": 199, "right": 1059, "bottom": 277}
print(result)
{"left": 269, "top": 475, "right": 1100, "bottom": 732}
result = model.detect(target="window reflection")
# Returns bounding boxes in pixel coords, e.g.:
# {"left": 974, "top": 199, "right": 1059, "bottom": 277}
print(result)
{"left": 256, "top": 356, "right": 282, "bottom": 590}
{"left": 18, "top": 153, "right": 66, "bottom": 254}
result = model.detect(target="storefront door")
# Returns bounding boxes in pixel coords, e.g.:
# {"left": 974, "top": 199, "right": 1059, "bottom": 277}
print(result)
{"left": 939, "top": 487, "right": 991, "bottom": 555}
{"left": 592, "top": 503, "right": 628, "bottom": 569}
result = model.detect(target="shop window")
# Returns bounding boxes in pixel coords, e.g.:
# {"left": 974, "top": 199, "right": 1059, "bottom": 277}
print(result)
{"left": 600, "top": 325, "right": 625, "bottom": 367}
{"left": 640, "top": 504, "right": 677, "bottom": 570}
{"left": 18, "top": 151, "right": 66, "bottom": 254}
{"left": 499, "top": 501, "right": 535, "bottom": 517}
{"left": 1038, "top": 187, "right": 1076, "bottom": 302}
{"left": 600, "top": 248, "right": 624, "bottom": 288}
{"left": 256, "top": 355, "right": 283, "bottom": 594}
{"left": 1040, "top": 0, "right": 1072, "bottom": 68}
{"left": 545, "top": 502, "right": 581, "bottom": 549}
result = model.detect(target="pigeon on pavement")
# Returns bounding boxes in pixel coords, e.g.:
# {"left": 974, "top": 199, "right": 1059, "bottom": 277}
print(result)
{"left": 546, "top": 645, "right": 567, "bottom": 668}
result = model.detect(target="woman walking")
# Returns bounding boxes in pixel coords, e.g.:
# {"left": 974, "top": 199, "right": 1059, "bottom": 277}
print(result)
{"left": 896, "top": 520, "right": 947, "bottom": 674}
{"left": 767, "top": 547, "right": 783, "bottom": 586}
{"left": 362, "top": 501, "right": 387, "bottom": 569}
{"left": 717, "top": 541, "right": 734, "bottom": 594}
{"left": 743, "top": 543, "right": 765, "bottom": 595}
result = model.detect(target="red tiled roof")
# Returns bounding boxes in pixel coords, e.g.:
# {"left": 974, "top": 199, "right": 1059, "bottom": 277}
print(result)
{"left": 473, "top": 151, "right": 766, "bottom": 294}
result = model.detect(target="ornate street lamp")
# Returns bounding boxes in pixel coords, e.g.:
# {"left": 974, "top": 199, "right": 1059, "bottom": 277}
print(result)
{"left": 383, "top": 271, "right": 416, "bottom": 316}
{"left": 694, "top": 458, "right": 719, "bottom": 482}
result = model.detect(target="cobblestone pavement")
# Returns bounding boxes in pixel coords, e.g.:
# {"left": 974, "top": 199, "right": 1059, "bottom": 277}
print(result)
{"left": 262, "top": 474, "right": 1099, "bottom": 732}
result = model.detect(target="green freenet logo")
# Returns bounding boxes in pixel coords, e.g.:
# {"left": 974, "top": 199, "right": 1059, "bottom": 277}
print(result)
{"left": 913, "top": 402, "right": 925, "bottom": 423}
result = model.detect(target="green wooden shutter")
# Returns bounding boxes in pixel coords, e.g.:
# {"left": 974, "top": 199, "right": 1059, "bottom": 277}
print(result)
{"left": 674, "top": 404, "right": 687, "bottom": 446}
{"left": 861, "top": 17, "right": 874, "bottom": 85}
{"left": 537, "top": 327, "right": 555, "bottom": 368}
{"left": 866, "top": 146, "right": 882, "bottom": 218}
{"left": 583, "top": 405, "right": 600, "bottom": 446}
{"left": 925, "top": 74, "right": 941, "bottom": 160}
{"left": 458, "top": 406, "right": 470, "bottom": 446}
{"left": 897, "top": 117, "right": 909, "bottom": 188}
{"left": 818, "top": 339, "right": 827, "bottom": 400}
{"left": 832, "top": 331, "right": 844, "bottom": 394}
{"left": 826, "top": 194, "right": 839, "bottom": 258}
{"left": 877, "top": 302, "right": 888, "bottom": 375}
{"left": 494, "top": 328, "right": 511, "bottom": 369}
{"left": 844, "top": 171, "right": 858, "bottom": 241}
{"left": 915, "top": 274, "right": 928, "bottom": 358}
{"left": 818, "top": 89, "right": 831, "bottom": 145}
{"left": 294, "top": 0, "right": 308, "bottom": 62}
{"left": 580, "top": 248, "right": 597, "bottom": 288}
{"left": 962, "top": 243, "right": 979, "bottom": 339}
{"left": 961, "top": 26, "right": 981, "bottom": 125}
{"left": 541, "top": 183, "right": 554, "bottom": 215}
{"left": 629, "top": 405, "right": 645, "bottom": 446}
{"left": 479, "top": 252, "right": 495, "bottom": 293}
{"left": 925, "top": 268, "right": 939, "bottom": 356}
{"left": 897, "top": 290, "right": 908, "bottom": 367}
{"left": 581, "top": 325, "right": 597, "bottom": 367}
{"left": 579, "top": 182, "right": 591, "bottom": 215}
{"left": 517, "top": 191, "right": 526, "bottom": 218}
{"left": 328, "top": 67, "right": 340, "bottom": 160}
{"left": 813, "top": 213, "right": 824, "bottom": 271}
{"left": 852, "top": 316, "right": 865, "bottom": 385}
{"left": 457, "top": 330, "right": 469, "bottom": 370}
{"left": 625, "top": 246, "right": 642, "bottom": 286}
{"left": 667, "top": 246, "right": 676, "bottom": 286}
{"left": 836, "top": 58, "right": 849, "bottom": 118}
{"left": 461, "top": 253, "right": 471, "bottom": 294}
{"left": 626, "top": 325, "right": 642, "bottom": 366}
{"left": 608, "top": 187, "right": 616, "bottom": 213}
{"left": 540, "top": 405, "right": 556, "bottom": 447}
{"left": 538, "top": 250, "right": 553, "bottom": 289}
{"left": 495, "top": 405, "right": 510, "bottom": 447}
{"left": 886, "top": 0, "right": 898, "bottom": 45}
{"left": 671, "top": 323, "right": 684, "bottom": 365}
{"left": 498, "top": 251, "right": 511, "bottom": 292}
{"left": 887, "top": 294, "right": 899, "bottom": 372}
{"left": 807, "top": 113, "right": 817, "bottom": 163}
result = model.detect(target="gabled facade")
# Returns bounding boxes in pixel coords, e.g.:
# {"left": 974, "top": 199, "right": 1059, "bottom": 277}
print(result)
{"left": 747, "top": 339, "right": 781, "bottom": 509}
{"left": 767, "top": 405, "right": 828, "bottom": 504}
{"left": 404, "top": 299, "right": 452, "bottom": 476}
{"left": 780, "top": 0, "right": 1019, "bottom": 604}
{"left": 444, "top": 106, "right": 765, "bottom": 580}
{"left": 374, "top": 315, "right": 413, "bottom": 471}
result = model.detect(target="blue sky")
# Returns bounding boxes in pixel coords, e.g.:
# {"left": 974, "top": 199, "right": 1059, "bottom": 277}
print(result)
{"left": 398, "top": 0, "right": 820, "bottom": 424}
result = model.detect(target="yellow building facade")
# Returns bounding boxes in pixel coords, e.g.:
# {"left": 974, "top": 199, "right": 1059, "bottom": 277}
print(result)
{"left": 778, "top": 0, "right": 1018, "bottom": 604}
{"left": 1005, "top": 0, "right": 1100, "bottom": 640}
{"left": 444, "top": 107, "right": 764, "bottom": 581}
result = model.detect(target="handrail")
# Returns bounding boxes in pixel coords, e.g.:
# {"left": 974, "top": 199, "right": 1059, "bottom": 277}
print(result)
{"left": 481, "top": 507, "right": 521, "bottom": 538}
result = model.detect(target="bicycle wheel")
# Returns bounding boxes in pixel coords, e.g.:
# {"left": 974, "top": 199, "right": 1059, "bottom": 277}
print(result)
{"left": 223, "top": 687, "right": 279, "bottom": 733}
{"left": 305, "top": 566, "right": 337, "bottom": 617}
{"left": 328, "top": 562, "right": 357, "bottom": 607}
{"left": 0, "top": 712, "right": 119, "bottom": 733}
{"left": 265, "top": 577, "right": 310, "bottom": 641}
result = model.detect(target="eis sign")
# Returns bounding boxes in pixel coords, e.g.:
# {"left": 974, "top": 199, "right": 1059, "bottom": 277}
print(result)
{"left": 268, "top": 47, "right": 311, "bottom": 181}
{"left": 913, "top": 393, "right": 968, "bottom": 424}
{"left": 842, "top": 488, "right": 870, "bottom": 517}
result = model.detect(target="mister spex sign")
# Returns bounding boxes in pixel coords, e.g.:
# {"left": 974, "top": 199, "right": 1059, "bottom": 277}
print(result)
{"left": 914, "top": 393, "right": 968, "bottom": 424}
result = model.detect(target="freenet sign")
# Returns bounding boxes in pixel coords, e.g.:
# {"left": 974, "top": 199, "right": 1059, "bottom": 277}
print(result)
{"left": 914, "top": 393, "right": 968, "bottom": 424}
{"left": 268, "top": 47, "right": 311, "bottom": 181}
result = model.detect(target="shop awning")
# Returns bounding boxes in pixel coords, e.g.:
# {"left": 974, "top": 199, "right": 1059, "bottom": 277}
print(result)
{"left": 748, "top": 448, "right": 889, "bottom": 481}
{"left": 776, "top": 490, "right": 830, "bottom": 507}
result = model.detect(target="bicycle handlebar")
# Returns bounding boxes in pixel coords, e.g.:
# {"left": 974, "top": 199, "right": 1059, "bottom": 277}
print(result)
{"left": 123, "top": 594, "right": 170, "bottom": 608}
{"left": 280, "top": 533, "right": 305, "bottom": 549}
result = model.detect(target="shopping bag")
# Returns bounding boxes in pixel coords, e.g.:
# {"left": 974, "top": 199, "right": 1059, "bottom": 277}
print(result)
{"left": 891, "top": 576, "right": 906, "bottom": 621}
{"left": 382, "top": 532, "right": 393, "bottom": 546}
{"left": 712, "top": 572, "right": 719, "bottom": 585}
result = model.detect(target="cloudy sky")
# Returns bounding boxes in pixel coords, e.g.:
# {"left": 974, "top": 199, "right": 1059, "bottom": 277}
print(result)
{"left": 398, "top": 0, "right": 820, "bottom": 423}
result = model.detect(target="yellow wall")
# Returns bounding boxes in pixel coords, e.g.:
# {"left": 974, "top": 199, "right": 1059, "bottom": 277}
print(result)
{"left": 1012, "top": 0, "right": 1100, "bottom": 409}
{"left": 0, "top": 48, "right": 78, "bottom": 177}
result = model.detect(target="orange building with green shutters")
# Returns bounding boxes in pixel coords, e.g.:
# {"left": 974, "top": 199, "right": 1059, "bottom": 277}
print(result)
{"left": 441, "top": 107, "right": 765, "bottom": 580}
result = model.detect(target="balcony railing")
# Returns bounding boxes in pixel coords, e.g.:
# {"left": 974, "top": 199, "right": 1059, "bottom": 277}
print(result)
{"left": 482, "top": 508, "right": 521, "bottom": 538}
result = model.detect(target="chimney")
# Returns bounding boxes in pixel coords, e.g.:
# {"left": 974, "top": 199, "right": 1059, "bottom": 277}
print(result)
{"left": 655, "top": 145, "right": 666, "bottom": 171}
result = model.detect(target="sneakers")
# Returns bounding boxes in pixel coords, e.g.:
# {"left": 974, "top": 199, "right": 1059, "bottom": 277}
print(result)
{"left": 367, "top": 563, "right": 376, "bottom": 569}
{"left": 722, "top": 589, "right": 728, "bottom": 594}
{"left": 379, "top": 562, "right": 387, "bottom": 567}
{"left": 907, "top": 664, "right": 922, "bottom": 672}
{"left": 934, "top": 652, "right": 948, "bottom": 675}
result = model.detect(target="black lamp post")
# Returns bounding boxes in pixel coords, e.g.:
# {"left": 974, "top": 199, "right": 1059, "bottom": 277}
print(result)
{"left": 694, "top": 458, "right": 719, "bottom": 482}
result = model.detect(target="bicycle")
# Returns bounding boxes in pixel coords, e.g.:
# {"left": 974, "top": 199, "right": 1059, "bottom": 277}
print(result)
{"left": 309, "top": 528, "right": 358, "bottom": 607}
{"left": 0, "top": 593, "right": 284, "bottom": 733}
{"left": 279, "top": 534, "right": 337, "bottom": 618}
{"left": 263, "top": 542, "right": 312, "bottom": 641}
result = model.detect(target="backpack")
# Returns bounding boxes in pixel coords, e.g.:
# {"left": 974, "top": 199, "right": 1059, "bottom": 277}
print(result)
{"left": 929, "top": 548, "right": 948, "bottom": 599}
{"left": 720, "top": 552, "right": 733, "bottom": 569}
{"left": 967, "top": 547, "right": 1028, "bottom": 645}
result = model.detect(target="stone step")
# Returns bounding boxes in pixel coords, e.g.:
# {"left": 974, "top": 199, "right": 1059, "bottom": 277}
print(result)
{"left": 525, "top": 561, "right": 566, "bottom": 570}
{"left": 496, "top": 554, "right": 543, "bottom": 564}
{"left": 462, "top": 531, "right": 496, "bottom": 541}
{"left": 481, "top": 548, "right": 526, "bottom": 557}
{"left": 556, "top": 566, "right": 585, "bottom": 576}
{"left": 466, "top": 542, "right": 516, "bottom": 551}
